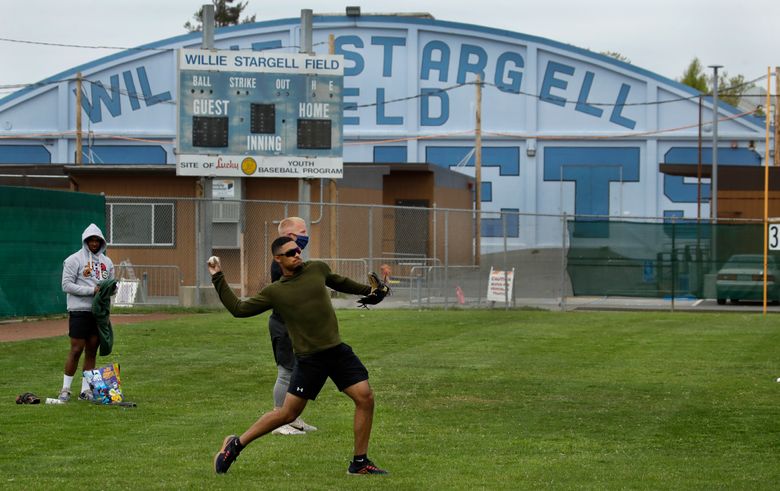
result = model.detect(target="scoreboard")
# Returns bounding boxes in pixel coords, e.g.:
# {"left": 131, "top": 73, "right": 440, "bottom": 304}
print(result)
{"left": 176, "top": 48, "right": 344, "bottom": 178}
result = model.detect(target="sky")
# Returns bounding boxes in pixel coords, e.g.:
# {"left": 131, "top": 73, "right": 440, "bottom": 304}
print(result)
{"left": 1, "top": 0, "right": 777, "bottom": 95}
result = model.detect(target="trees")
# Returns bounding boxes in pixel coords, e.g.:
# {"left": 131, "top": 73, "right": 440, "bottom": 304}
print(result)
{"left": 678, "top": 57, "right": 755, "bottom": 108}
{"left": 600, "top": 51, "right": 631, "bottom": 64}
{"left": 184, "top": 0, "right": 256, "bottom": 32}
{"left": 717, "top": 73, "right": 753, "bottom": 108}
{"left": 679, "top": 57, "right": 708, "bottom": 93}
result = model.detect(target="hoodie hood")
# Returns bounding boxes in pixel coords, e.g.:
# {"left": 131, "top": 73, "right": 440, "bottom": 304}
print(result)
{"left": 81, "top": 223, "right": 107, "bottom": 255}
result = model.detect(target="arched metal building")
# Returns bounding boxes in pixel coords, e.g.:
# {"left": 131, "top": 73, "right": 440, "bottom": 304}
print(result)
{"left": 0, "top": 13, "right": 768, "bottom": 251}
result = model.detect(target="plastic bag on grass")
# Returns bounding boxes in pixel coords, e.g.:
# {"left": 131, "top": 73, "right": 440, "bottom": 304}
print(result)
{"left": 84, "top": 363, "right": 124, "bottom": 404}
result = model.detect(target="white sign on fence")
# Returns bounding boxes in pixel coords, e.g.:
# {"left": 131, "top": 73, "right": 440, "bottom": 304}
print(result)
{"left": 487, "top": 267, "right": 515, "bottom": 303}
{"left": 113, "top": 279, "right": 140, "bottom": 307}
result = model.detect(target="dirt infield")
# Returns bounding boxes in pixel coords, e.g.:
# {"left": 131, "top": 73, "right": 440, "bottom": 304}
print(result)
{"left": 0, "top": 314, "right": 181, "bottom": 342}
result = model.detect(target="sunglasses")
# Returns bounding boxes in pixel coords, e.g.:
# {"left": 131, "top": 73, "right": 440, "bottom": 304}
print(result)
{"left": 278, "top": 247, "right": 302, "bottom": 258}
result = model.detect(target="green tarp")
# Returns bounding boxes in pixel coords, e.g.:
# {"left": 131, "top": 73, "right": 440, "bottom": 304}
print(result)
{"left": 0, "top": 186, "right": 105, "bottom": 317}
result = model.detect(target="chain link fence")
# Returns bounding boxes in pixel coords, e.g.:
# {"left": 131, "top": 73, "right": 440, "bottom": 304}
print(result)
{"left": 104, "top": 196, "right": 772, "bottom": 310}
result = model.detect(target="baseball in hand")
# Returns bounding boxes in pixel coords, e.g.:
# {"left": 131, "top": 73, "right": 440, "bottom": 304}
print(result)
{"left": 207, "top": 256, "right": 221, "bottom": 274}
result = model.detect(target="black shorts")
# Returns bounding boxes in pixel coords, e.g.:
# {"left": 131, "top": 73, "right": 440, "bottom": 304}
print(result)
{"left": 268, "top": 314, "right": 295, "bottom": 370}
{"left": 288, "top": 343, "right": 369, "bottom": 401}
{"left": 68, "top": 311, "right": 99, "bottom": 339}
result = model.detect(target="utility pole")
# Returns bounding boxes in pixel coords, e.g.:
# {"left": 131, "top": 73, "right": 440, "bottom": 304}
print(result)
{"left": 709, "top": 65, "right": 722, "bottom": 222}
{"left": 775, "top": 66, "right": 779, "bottom": 166}
{"left": 474, "top": 75, "right": 482, "bottom": 266}
{"left": 697, "top": 95, "right": 702, "bottom": 221}
{"left": 197, "top": 4, "right": 215, "bottom": 296}
{"left": 75, "top": 72, "right": 82, "bottom": 165}
{"left": 328, "top": 33, "right": 338, "bottom": 260}
{"left": 298, "top": 9, "right": 313, "bottom": 259}
{"left": 763, "top": 66, "right": 772, "bottom": 315}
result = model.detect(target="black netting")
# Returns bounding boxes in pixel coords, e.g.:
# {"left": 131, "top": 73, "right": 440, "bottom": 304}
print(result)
{"left": 567, "top": 220, "right": 773, "bottom": 299}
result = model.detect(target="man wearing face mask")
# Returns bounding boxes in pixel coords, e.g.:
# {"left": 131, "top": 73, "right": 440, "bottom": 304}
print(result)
{"left": 267, "top": 217, "right": 317, "bottom": 435}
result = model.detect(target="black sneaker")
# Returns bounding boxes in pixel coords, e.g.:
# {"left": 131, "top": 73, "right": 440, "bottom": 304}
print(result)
{"left": 347, "top": 458, "right": 388, "bottom": 475}
{"left": 214, "top": 435, "right": 242, "bottom": 474}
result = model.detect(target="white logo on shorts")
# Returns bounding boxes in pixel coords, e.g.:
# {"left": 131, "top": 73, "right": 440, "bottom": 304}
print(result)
{"left": 296, "top": 386, "right": 304, "bottom": 392}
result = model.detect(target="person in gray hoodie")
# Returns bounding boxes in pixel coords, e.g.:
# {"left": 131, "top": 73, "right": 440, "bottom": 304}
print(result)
{"left": 59, "top": 223, "right": 114, "bottom": 402}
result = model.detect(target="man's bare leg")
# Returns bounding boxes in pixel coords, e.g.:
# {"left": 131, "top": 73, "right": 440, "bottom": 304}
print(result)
{"left": 82, "top": 335, "right": 99, "bottom": 371}
{"left": 214, "top": 393, "right": 309, "bottom": 474}
{"left": 239, "top": 393, "right": 308, "bottom": 446}
{"left": 64, "top": 338, "right": 86, "bottom": 376}
{"left": 343, "top": 380, "right": 374, "bottom": 456}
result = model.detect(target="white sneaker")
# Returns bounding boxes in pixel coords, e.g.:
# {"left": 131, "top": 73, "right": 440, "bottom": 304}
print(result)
{"left": 289, "top": 418, "right": 318, "bottom": 432}
{"left": 271, "top": 424, "right": 305, "bottom": 435}
{"left": 58, "top": 388, "right": 71, "bottom": 403}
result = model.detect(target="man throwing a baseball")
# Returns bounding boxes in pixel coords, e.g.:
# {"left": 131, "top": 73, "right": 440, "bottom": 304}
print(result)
{"left": 208, "top": 236, "right": 389, "bottom": 476}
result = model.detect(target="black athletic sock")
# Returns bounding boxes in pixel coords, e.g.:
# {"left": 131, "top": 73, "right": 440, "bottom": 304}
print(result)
{"left": 352, "top": 454, "right": 367, "bottom": 463}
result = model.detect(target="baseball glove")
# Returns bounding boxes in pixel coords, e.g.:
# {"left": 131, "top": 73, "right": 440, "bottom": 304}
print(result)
{"left": 15, "top": 392, "right": 41, "bottom": 404}
{"left": 357, "top": 272, "right": 391, "bottom": 308}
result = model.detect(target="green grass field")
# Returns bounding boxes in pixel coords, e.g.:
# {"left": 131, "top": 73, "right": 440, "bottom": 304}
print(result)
{"left": 1, "top": 310, "right": 779, "bottom": 490}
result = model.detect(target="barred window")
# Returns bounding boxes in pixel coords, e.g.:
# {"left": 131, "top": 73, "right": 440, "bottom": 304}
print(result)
{"left": 107, "top": 203, "right": 174, "bottom": 246}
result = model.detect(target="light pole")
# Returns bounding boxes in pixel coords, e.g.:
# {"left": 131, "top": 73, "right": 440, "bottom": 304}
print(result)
{"left": 709, "top": 65, "right": 722, "bottom": 222}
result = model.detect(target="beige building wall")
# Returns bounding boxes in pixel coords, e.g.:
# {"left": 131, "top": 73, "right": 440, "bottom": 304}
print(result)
{"left": 56, "top": 164, "right": 473, "bottom": 290}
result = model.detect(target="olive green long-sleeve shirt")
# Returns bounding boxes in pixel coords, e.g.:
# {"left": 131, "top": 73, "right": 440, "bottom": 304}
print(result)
{"left": 212, "top": 261, "right": 370, "bottom": 356}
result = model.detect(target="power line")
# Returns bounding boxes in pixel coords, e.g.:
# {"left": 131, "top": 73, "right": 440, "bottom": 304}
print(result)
{"left": 0, "top": 31, "right": 771, "bottom": 109}
{"left": 84, "top": 77, "right": 772, "bottom": 109}
{"left": 0, "top": 36, "right": 325, "bottom": 52}
{"left": 0, "top": 106, "right": 762, "bottom": 145}
{"left": 342, "top": 108, "right": 763, "bottom": 147}
{"left": 716, "top": 73, "right": 767, "bottom": 93}
{"left": 354, "top": 82, "right": 470, "bottom": 108}
{"left": 0, "top": 37, "right": 174, "bottom": 52}
{"left": 82, "top": 79, "right": 177, "bottom": 106}
{"left": 0, "top": 34, "right": 771, "bottom": 105}
{"left": 1, "top": 65, "right": 772, "bottom": 115}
